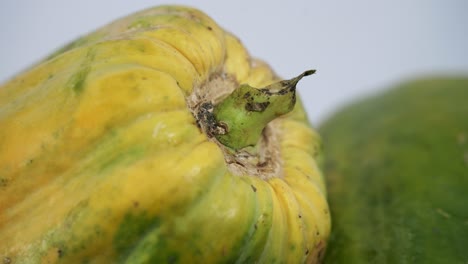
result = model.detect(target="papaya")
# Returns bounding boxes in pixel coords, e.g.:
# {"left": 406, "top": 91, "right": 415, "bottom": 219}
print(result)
{"left": 320, "top": 77, "right": 468, "bottom": 263}
{"left": 0, "top": 5, "right": 330, "bottom": 263}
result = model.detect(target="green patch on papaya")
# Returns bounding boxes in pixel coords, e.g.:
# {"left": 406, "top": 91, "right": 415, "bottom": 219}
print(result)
{"left": 114, "top": 212, "right": 161, "bottom": 255}
{"left": 222, "top": 214, "right": 273, "bottom": 263}
{"left": 67, "top": 66, "right": 90, "bottom": 93}
{"left": 67, "top": 47, "right": 96, "bottom": 94}
{"left": 66, "top": 48, "right": 96, "bottom": 93}
{"left": 114, "top": 215, "right": 182, "bottom": 264}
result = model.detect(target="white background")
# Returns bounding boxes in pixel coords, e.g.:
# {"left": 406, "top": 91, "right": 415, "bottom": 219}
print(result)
{"left": 1, "top": 0, "right": 467, "bottom": 124}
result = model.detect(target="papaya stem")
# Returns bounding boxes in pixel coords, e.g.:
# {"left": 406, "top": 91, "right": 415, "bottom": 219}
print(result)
{"left": 212, "top": 70, "right": 315, "bottom": 150}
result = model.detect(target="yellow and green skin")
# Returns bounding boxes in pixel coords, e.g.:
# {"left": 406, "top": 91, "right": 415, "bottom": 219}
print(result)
{"left": 0, "top": 5, "right": 330, "bottom": 263}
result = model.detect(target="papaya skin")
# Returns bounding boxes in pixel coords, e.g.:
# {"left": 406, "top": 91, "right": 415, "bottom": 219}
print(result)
{"left": 0, "top": 5, "right": 330, "bottom": 263}
{"left": 320, "top": 77, "right": 468, "bottom": 263}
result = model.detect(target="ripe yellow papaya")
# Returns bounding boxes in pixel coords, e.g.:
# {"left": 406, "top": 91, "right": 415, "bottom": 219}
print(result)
{"left": 0, "top": 5, "right": 330, "bottom": 263}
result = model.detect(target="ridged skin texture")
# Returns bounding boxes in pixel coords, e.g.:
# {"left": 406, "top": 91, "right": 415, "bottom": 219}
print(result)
{"left": 0, "top": 5, "right": 330, "bottom": 263}
{"left": 320, "top": 78, "right": 468, "bottom": 263}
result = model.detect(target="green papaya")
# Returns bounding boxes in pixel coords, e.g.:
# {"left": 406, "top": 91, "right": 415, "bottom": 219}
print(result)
{"left": 319, "top": 77, "right": 468, "bottom": 263}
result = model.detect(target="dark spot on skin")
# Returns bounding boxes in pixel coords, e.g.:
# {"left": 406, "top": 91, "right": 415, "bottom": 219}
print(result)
{"left": 316, "top": 231, "right": 320, "bottom": 236}
{"left": 298, "top": 214, "right": 302, "bottom": 218}
{"left": 251, "top": 185, "right": 257, "bottom": 192}
{"left": 196, "top": 102, "right": 216, "bottom": 135}
{"left": 260, "top": 87, "right": 273, "bottom": 96}
{"left": 245, "top": 101, "right": 270, "bottom": 112}
{"left": 277, "top": 86, "right": 291, "bottom": 95}
{"left": 0, "top": 178, "right": 9, "bottom": 187}
{"left": 57, "top": 248, "right": 63, "bottom": 258}
{"left": 207, "top": 26, "right": 213, "bottom": 31}
{"left": 114, "top": 213, "right": 161, "bottom": 255}
{"left": 196, "top": 102, "right": 229, "bottom": 136}
{"left": 254, "top": 224, "right": 258, "bottom": 230}
{"left": 305, "top": 249, "right": 309, "bottom": 255}
{"left": 233, "top": 160, "right": 244, "bottom": 167}
{"left": 3, "top": 257, "right": 11, "bottom": 264}
{"left": 167, "top": 254, "right": 178, "bottom": 264}
{"left": 194, "top": 119, "right": 201, "bottom": 129}
{"left": 133, "top": 201, "right": 139, "bottom": 208}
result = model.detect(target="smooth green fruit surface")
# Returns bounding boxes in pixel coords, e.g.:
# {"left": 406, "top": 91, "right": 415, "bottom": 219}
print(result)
{"left": 320, "top": 77, "right": 468, "bottom": 263}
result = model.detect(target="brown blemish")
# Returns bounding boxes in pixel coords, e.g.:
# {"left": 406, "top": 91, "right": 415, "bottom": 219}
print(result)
{"left": 57, "top": 248, "right": 63, "bottom": 258}
{"left": 251, "top": 185, "right": 257, "bottom": 192}
{"left": 306, "top": 240, "right": 326, "bottom": 263}
{"left": 317, "top": 247, "right": 325, "bottom": 262}
{"left": 196, "top": 102, "right": 217, "bottom": 136}
{"left": 245, "top": 101, "right": 270, "bottom": 112}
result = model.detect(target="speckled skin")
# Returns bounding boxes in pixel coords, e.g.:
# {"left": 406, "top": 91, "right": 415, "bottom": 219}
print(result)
{"left": 0, "top": 5, "right": 329, "bottom": 263}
